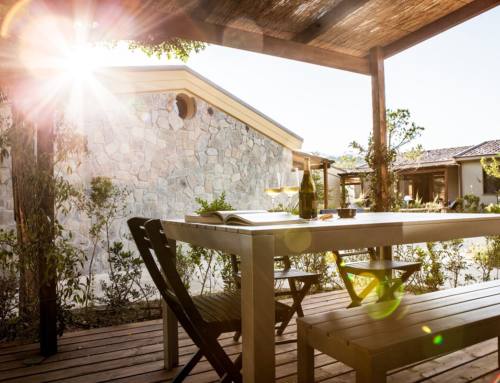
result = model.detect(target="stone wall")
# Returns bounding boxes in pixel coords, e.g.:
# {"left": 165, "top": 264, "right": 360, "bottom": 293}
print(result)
{"left": 0, "top": 104, "right": 13, "bottom": 226}
{"left": 0, "top": 91, "right": 293, "bottom": 273}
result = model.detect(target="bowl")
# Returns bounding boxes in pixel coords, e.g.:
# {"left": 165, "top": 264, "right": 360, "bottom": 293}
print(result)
{"left": 337, "top": 208, "right": 357, "bottom": 218}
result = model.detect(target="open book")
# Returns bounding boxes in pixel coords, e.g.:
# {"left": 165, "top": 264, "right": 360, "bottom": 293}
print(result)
{"left": 185, "top": 210, "right": 305, "bottom": 226}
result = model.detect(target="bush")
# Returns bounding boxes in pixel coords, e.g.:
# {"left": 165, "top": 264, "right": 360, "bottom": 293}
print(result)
{"left": 0, "top": 229, "right": 19, "bottom": 340}
{"left": 99, "top": 241, "right": 155, "bottom": 311}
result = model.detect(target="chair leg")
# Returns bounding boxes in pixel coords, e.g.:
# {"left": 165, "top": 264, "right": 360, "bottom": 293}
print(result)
{"left": 380, "top": 267, "right": 418, "bottom": 302}
{"left": 172, "top": 349, "right": 203, "bottom": 382}
{"left": 276, "top": 279, "right": 312, "bottom": 335}
{"left": 232, "top": 331, "right": 241, "bottom": 342}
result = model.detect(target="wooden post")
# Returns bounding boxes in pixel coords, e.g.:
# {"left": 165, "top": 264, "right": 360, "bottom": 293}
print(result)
{"left": 370, "top": 46, "right": 392, "bottom": 264}
{"left": 444, "top": 168, "right": 449, "bottom": 205}
{"left": 370, "top": 46, "right": 390, "bottom": 213}
{"left": 323, "top": 161, "right": 329, "bottom": 209}
{"left": 37, "top": 116, "right": 57, "bottom": 356}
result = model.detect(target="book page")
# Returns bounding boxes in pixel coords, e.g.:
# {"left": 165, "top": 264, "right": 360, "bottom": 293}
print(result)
{"left": 225, "top": 212, "right": 304, "bottom": 226}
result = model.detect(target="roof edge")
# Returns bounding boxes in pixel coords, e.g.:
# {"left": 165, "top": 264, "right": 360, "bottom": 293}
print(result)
{"left": 95, "top": 65, "right": 304, "bottom": 147}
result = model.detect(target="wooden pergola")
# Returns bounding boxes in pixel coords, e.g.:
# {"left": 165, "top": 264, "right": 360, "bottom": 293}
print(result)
{"left": 1, "top": 0, "right": 499, "bottom": 368}
{"left": 293, "top": 150, "right": 334, "bottom": 208}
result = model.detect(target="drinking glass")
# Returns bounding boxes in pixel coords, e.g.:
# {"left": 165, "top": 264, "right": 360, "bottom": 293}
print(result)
{"left": 282, "top": 168, "right": 300, "bottom": 211}
{"left": 264, "top": 172, "right": 282, "bottom": 208}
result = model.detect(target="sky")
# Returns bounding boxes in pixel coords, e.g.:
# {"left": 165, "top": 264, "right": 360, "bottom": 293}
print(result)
{"left": 86, "top": 6, "right": 500, "bottom": 157}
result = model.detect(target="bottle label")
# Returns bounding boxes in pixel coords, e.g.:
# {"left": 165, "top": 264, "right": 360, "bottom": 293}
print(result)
{"left": 299, "top": 192, "right": 318, "bottom": 219}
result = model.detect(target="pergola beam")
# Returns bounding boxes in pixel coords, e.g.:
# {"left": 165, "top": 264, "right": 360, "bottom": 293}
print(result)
{"left": 293, "top": 0, "right": 369, "bottom": 44}
{"left": 384, "top": 0, "right": 500, "bottom": 58}
{"left": 189, "top": 0, "right": 219, "bottom": 21}
{"left": 138, "top": 16, "right": 371, "bottom": 75}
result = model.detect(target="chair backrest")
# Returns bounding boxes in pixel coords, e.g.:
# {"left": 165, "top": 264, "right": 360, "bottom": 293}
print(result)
{"left": 127, "top": 217, "right": 205, "bottom": 327}
{"left": 335, "top": 248, "right": 377, "bottom": 263}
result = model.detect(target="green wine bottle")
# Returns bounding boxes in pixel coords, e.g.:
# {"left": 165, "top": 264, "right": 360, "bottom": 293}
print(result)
{"left": 299, "top": 157, "right": 318, "bottom": 219}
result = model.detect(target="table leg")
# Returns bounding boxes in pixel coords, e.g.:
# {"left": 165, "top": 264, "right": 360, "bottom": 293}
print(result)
{"left": 162, "top": 239, "right": 178, "bottom": 370}
{"left": 241, "top": 234, "right": 276, "bottom": 382}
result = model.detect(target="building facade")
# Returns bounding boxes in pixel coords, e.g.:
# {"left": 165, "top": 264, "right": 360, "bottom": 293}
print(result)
{"left": 0, "top": 66, "right": 303, "bottom": 273}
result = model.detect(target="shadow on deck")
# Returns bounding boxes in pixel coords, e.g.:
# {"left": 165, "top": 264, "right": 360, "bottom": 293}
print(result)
{"left": 0, "top": 290, "right": 498, "bottom": 382}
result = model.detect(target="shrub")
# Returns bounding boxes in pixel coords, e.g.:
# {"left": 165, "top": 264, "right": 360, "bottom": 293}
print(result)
{"left": 99, "top": 241, "right": 155, "bottom": 311}
{"left": 0, "top": 229, "right": 19, "bottom": 340}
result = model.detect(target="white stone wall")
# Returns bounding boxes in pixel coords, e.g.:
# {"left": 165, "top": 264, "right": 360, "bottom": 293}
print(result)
{"left": 0, "top": 104, "right": 13, "bottom": 226}
{"left": 0, "top": 92, "right": 293, "bottom": 273}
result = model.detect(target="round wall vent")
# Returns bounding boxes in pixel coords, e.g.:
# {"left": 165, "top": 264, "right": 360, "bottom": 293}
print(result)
{"left": 176, "top": 93, "right": 196, "bottom": 120}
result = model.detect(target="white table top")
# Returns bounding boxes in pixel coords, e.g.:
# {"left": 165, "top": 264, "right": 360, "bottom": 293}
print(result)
{"left": 163, "top": 212, "right": 500, "bottom": 235}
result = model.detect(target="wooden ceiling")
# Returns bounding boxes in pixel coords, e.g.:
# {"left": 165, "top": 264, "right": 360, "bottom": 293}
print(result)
{"left": 1, "top": 0, "right": 499, "bottom": 75}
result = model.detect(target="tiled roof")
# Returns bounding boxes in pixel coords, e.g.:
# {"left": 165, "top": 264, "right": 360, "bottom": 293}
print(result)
{"left": 395, "top": 146, "right": 473, "bottom": 168}
{"left": 354, "top": 145, "right": 472, "bottom": 171}
{"left": 454, "top": 140, "right": 500, "bottom": 158}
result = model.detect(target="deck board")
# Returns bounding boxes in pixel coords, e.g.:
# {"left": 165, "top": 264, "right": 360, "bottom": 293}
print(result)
{"left": 0, "top": 290, "right": 498, "bottom": 382}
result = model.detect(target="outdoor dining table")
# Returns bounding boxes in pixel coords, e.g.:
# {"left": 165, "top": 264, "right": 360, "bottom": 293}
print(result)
{"left": 161, "top": 212, "right": 500, "bottom": 382}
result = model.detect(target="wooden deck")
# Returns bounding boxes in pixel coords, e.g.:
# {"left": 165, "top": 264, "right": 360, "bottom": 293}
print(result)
{"left": 0, "top": 290, "right": 499, "bottom": 383}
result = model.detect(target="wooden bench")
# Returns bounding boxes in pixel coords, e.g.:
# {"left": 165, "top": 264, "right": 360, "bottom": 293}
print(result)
{"left": 297, "top": 279, "right": 500, "bottom": 383}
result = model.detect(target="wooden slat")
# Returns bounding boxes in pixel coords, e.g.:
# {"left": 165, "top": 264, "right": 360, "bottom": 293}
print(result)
{"left": 142, "top": 15, "right": 371, "bottom": 75}
{"left": 354, "top": 303, "right": 500, "bottom": 352}
{"left": 302, "top": 279, "right": 500, "bottom": 326}
{"left": 310, "top": 283, "right": 500, "bottom": 335}
{"left": 331, "top": 293, "right": 500, "bottom": 342}
{"left": 1, "top": 289, "right": 498, "bottom": 382}
{"left": 383, "top": 0, "right": 500, "bottom": 58}
{"left": 293, "top": 0, "right": 370, "bottom": 44}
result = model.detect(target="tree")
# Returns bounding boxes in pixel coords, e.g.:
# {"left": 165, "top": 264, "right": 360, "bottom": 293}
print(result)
{"left": 481, "top": 155, "right": 500, "bottom": 178}
{"left": 0, "top": 25, "right": 204, "bottom": 348}
{"left": 350, "top": 109, "right": 424, "bottom": 210}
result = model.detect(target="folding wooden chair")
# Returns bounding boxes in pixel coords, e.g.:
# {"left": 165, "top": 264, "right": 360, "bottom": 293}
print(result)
{"left": 230, "top": 254, "right": 319, "bottom": 341}
{"left": 333, "top": 248, "right": 421, "bottom": 308}
{"left": 128, "top": 217, "right": 289, "bottom": 382}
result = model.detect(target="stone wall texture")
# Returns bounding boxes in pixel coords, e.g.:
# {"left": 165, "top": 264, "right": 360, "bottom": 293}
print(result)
{"left": 0, "top": 91, "right": 293, "bottom": 273}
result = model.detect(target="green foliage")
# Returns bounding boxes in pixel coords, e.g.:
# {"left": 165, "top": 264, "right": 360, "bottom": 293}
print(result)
{"left": 351, "top": 109, "right": 424, "bottom": 211}
{"left": 175, "top": 244, "right": 197, "bottom": 290}
{"left": 195, "top": 192, "right": 233, "bottom": 214}
{"left": 128, "top": 39, "right": 206, "bottom": 62}
{"left": 0, "top": 229, "right": 19, "bottom": 340}
{"left": 333, "top": 154, "right": 361, "bottom": 170}
{"left": 77, "top": 176, "right": 131, "bottom": 312}
{"left": 188, "top": 193, "right": 235, "bottom": 293}
{"left": 481, "top": 155, "right": 500, "bottom": 178}
{"left": 290, "top": 252, "right": 341, "bottom": 291}
{"left": 396, "top": 242, "right": 450, "bottom": 293}
{"left": 312, "top": 171, "right": 324, "bottom": 208}
{"left": 456, "top": 194, "right": 481, "bottom": 212}
{"left": 0, "top": 128, "right": 8, "bottom": 162}
{"left": 472, "top": 237, "right": 500, "bottom": 282}
{"left": 99, "top": 242, "right": 155, "bottom": 311}
{"left": 442, "top": 239, "right": 474, "bottom": 288}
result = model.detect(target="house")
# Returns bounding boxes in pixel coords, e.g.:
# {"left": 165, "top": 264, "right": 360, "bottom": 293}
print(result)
{"left": 0, "top": 65, "right": 310, "bottom": 272}
{"left": 341, "top": 140, "right": 500, "bottom": 206}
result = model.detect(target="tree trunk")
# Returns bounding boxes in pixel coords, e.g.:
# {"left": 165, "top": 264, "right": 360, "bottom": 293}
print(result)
{"left": 10, "top": 107, "right": 38, "bottom": 322}
{"left": 36, "top": 114, "right": 57, "bottom": 356}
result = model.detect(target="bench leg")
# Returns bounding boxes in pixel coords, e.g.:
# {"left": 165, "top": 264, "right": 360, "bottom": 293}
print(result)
{"left": 356, "top": 365, "right": 386, "bottom": 383}
{"left": 297, "top": 325, "right": 314, "bottom": 383}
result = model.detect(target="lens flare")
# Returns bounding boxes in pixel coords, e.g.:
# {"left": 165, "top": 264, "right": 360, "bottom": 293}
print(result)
{"left": 1, "top": 0, "right": 31, "bottom": 38}
{"left": 433, "top": 334, "right": 443, "bottom": 345}
{"left": 422, "top": 325, "right": 432, "bottom": 334}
